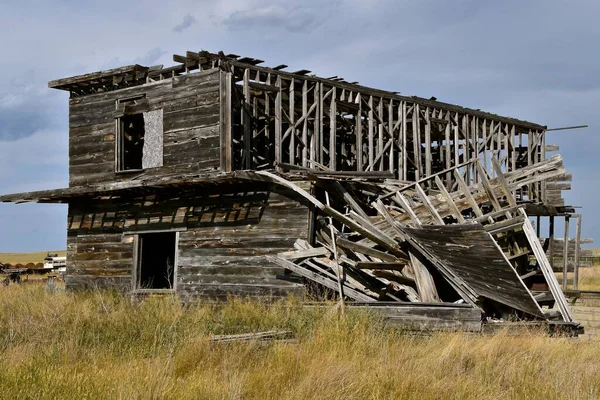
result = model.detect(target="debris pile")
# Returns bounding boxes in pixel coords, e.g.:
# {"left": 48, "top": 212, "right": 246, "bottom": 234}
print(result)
{"left": 262, "top": 155, "right": 574, "bottom": 324}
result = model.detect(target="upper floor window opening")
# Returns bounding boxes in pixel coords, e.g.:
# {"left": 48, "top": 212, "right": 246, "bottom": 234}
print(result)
{"left": 115, "top": 95, "right": 163, "bottom": 172}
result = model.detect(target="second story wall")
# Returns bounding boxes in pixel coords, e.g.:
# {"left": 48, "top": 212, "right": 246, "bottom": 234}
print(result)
{"left": 68, "top": 68, "right": 221, "bottom": 186}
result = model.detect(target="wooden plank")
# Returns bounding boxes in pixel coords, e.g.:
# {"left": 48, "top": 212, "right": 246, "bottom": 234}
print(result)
{"left": 415, "top": 184, "right": 444, "bottom": 225}
{"left": 491, "top": 158, "right": 517, "bottom": 207}
{"left": 335, "top": 237, "right": 400, "bottom": 263}
{"left": 393, "top": 193, "right": 421, "bottom": 226}
{"left": 434, "top": 175, "right": 465, "bottom": 223}
{"left": 330, "top": 181, "right": 370, "bottom": 220}
{"left": 275, "top": 75, "right": 282, "bottom": 164}
{"left": 453, "top": 169, "right": 484, "bottom": 217}
{"left": 368, "top": 96, "right": 374, "bottom": 169}
{"left": 409, "top": 251, "right": 440, "bottom": 303}
{"left": 574, "top": 214, "right": 582, "bottom": 291}
{"left": 475, "top": 160, "right": 502, "bottom": 211}
{"left": 355, "top": 262, "right": 406, "bottom": 271}
{"left": 278, "top": 248, "right": 330, "bottom": 260}
{"left": 562, "top": 215, "right": 570, "bottom": 290}
{"left": 266, "top": 256, "right": 374, "bottom": 302}
{"left": 302, "top": 80, "right": 308, "bottom": 167}
{"left": 289, "top": 77, "right": 296, "bottom": 165}
{"left": 355, "top": 94, "right": 363, "bottom": 171}
{"left": 521, "top": 211, "right": 573, "bottom": 322}
{"left": 329, "top": 87, "right": 337, "bottom": 170}
{"left": 243, "top": 69, "right": 252, "bottom": 169}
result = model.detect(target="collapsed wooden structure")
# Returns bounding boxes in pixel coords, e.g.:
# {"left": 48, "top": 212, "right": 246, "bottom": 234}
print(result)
{"left": 0, "top": 50, "right": 586, "bottom": 332}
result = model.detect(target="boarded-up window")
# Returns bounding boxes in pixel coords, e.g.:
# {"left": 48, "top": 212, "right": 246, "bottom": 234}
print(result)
{"left": 142, "top": 109, "right": 163, "bottom": 169}
{"left": 116, "top": 96, "right": 163, "bottom": 171}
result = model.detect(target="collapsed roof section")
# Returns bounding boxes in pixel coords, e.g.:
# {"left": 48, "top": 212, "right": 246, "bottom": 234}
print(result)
{"left": 261, "top": 155, "right": 576, "bottom": 326}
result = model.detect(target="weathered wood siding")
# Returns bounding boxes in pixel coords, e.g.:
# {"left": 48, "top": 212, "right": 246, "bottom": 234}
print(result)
{"left": 68, "top": 68, "right": 221, "bottom": 186}
{"left": 66, "top": 183, "right": 309, "bottom": 298}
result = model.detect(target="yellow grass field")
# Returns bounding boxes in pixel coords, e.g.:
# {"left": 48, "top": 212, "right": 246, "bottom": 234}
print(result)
{"left": 0, "top": 284, "right": 599, "bottom": 399}
{"left": 0, "top": 250, "right": 66, "bottom": 265}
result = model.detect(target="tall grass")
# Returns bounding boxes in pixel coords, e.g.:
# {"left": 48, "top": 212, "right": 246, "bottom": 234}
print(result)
{"left": 577, "top": 266, "right": 600, "bottom": 291}
{"left": 0, "top": 284, "right": 598, "bottom": 399}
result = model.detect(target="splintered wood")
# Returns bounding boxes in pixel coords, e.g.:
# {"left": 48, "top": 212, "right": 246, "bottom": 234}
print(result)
{"left": 267, "top": 155, "right": 575, "bottom": 324}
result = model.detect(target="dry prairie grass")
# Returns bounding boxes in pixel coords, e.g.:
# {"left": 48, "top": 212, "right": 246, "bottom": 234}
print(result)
{"left": 0, "top": 285, "right": 598, "bottom": 399}
{"left": 577, "top": 265, "right": 600, "bottom": 291}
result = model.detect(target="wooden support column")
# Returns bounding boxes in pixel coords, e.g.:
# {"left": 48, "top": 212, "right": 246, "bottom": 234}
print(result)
{"left": 219, "top": 70, "right": 232, "bottom": 172}
{"left": 368, "top": 96, "right": 374, "bottom": 169}
{"left": 425, "top": 107, "right": 432, "bottom": 177}
{"left": 243, "top": 69, "right": 251, "bottom": 169}
{"left": 302, "top": 80, "right": 308, "bottom": 167}
{"left": 264, "top": 74, "right": 271, "bottom": 165}
{"left": 549, "top": 216, "right": 555, "bottom": 270}
{"left": 356, "top": 94, "right": 363, "bottom": 171}
{"left": 314, "top": 82, "right": 321, "bottom": 164}
{"left": 274, "top": 76, "right": 282, "bottom": 164}
{"left": 388, "top": 99, "right": 394, "bottom": 173}
{"left": 289, "top": 78, "right": 295, "bottom": 165}
{"left": 401, "top": 102, "right": 408, "bottom": 180}
{"left": 413, "top": 104, "right": 421, "bottom": 179}
{"left": 378, "top": 98, "right": 384, "bottom": 171}
{"left": 562, "top": 215, "right": 570, "bottom": 291}
{"left": 444, "top": 115, "right": 451, "bottom": 188}
{"left": 453, "top": 112, "right": 460, "bottom": 172}
{"left": 574, "top": 214, "right": 582, "bottom": 291}
{"left": 329, "top": 87, "right": 337, "bottom": 170}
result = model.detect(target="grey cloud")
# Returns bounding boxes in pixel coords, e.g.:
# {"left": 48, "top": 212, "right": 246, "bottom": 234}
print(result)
{"left": 222, "top": 4, "right": 332, "bottom": 33}
{"left": 0, "top": 93, "right": 64, "bottom": 141}
{"left": 173, "top": 14, "right": 197, "bottom": 33}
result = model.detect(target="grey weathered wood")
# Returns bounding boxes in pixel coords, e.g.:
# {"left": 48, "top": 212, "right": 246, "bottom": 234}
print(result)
{"left": 562, "top": 215, "right": 570, "bottom": 290}
{"left": 409, "top": 251, "right": 440, "bottom": 303}
{"left": 574, "top": 214, "right": 582, "bottom": 290}
{"left": 521, "top": 211, "right": 573, "bottom": 322}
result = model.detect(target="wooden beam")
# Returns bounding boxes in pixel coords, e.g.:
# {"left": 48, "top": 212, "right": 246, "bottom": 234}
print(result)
{"left": 415, "top": 184, "right": 445, "bottom": 225}
{"left": 434, "top": 175, "right": 466, "bottom": 223}
{"left": 453, "top": 169, "right": 484, "bottom": 217}
{"left": 409, "top": 251, "right": 440, "bottom": 303}
{"left": 574, "top": 214, "right": 582, "bottom": 290}
{"left": 562, "top": 215, "right": 570, "bottom": 291}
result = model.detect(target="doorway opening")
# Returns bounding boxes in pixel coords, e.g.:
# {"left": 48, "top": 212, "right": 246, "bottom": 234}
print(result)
{"left": 136, "top": 232, "right": 177, "bottom": 289}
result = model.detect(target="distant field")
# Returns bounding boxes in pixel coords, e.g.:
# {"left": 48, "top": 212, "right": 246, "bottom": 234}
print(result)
{"left": 0, "top": 251, "right": 66, "bottom": 264}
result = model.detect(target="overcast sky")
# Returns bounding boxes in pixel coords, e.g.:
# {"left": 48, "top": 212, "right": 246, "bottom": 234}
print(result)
{"left": 0, "top": 0, "right": 598, "bottom": 251}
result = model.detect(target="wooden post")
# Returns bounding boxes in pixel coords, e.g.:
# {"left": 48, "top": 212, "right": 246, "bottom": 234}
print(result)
{"left": 325, "top": 191, "right": 345, "bottom": 307}
{"left": 356, "top": 94, "right": 363, "bottom": 171}
{"left": 402, "top": 102, "right": 408, "bottom": 180}
{"left": 574, "top": 214, "right": 582, "bottom": 291}
{"left": 289, "top": 78, "right": 295, "bottom": 165}
{"left": 548, "top": 216, "right": 555, "bottom": 270}
{"left": 329, "top": 87, "right": 337, "bottom": 170}
{"left": 243, "top": 69, "right": 251, "bottom": 169}
{"left": 219, "top": 70, "right": 232, "bottom": 172}
{"left": 274, "top": 76, "right": 282, "bottom": 164}
{"left": 302, "top": 80, "right": 308, "bottom": 167}
{"left": 562, "top": 215, "right": 570, "bottom": 291}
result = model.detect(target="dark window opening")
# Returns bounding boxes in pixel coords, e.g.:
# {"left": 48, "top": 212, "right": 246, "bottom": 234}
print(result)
{"left": 137, "top": 232, "right": 177, "bottom": 290}
{"left": 116, "top": 95, "right": 163, "bottom": 172}
{"left": 120, "top": 113, "right": 145, "bottom": 170}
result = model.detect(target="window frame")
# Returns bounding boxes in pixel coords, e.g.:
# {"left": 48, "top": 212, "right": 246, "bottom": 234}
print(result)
{"left": 114, "top": 94, "right": 151, "bottom": 173}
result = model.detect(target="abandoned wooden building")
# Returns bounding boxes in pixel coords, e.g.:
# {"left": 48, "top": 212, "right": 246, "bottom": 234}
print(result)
{"left": 0, "top": 50, "right": 586, "bottom": 332}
